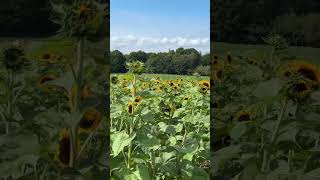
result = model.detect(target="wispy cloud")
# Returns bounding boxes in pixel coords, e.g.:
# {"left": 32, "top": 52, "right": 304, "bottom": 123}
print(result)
{"left": 111, "top": 34, "right": 210, "bottom": 54}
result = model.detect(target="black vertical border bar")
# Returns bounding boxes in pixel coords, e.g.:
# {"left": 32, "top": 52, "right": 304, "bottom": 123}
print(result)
{"left": 210, "top": 0, "right": 214, "bottom": 178}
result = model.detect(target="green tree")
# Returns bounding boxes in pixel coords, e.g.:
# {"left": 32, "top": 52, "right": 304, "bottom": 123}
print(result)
{"left": 111, "top": 50, "right": 127, "bottom": 73}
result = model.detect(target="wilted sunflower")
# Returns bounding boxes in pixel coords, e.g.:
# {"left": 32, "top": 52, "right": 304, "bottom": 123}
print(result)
{"left": 235, "top": 111, "right": 251, "bottom": 122}
{"left": 55, "top": 128, "right": 71, "bottom": 167}
{"left": 79, "top": 108, "right": 102, "bottom": 133}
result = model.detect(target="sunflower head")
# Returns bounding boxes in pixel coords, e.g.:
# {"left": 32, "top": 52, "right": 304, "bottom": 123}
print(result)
{"left": 111, "top": 76, "right": 118, "bottom": 84}
{"left": 198, "top": 80, "right": 210, "bottom": 94}
{"left": 235, "top": 111, "right": 251, "bottom": 122}
{"left": 55, "top": 128, "right": 71, "bottom": 167}
{"left": 226, "top": 53, "right": 232, "bottom": 64}
{"left": 248, "top": 59, "right": 258, "bottom": 65}
{"left": 134, "top": 96, "right": 142, "bottom": 104}
{"left": 2, "top": 47, "right": 26, "bottom": 71}
{"left": 126, "top": 61, "right": 145, "bottom": 74}
{"left": 68, "top": 85, "right": 92, "bottom": 106}
{"left": 38, "top": 75, "right": 58, "bottom": 92}
{"left": 127, "top": 102, "right": 135, "bottom": 115}
{"left": 288, "top": 81, "right": 313, "bottom": 98}
{"left": 293, "top": 61, "right": 320, "bottom": 83}
{"left": 79, "top": 108, "right": 102, "bottom": 133}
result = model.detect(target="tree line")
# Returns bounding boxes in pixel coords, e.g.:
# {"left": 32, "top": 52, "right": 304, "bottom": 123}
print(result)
{"left": 212, "top": 0, "right": 320, "bottom": 47}
{"left": 111, "top": 48, "right": 210, "bottom": 76}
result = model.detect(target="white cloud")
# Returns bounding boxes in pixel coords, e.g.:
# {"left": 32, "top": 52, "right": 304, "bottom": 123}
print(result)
{"left": 110, "top": 34, "right": 210, "bottom": 54}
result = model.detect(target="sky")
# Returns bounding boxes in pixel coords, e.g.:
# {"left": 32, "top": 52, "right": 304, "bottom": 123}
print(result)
{"left": 110, "top": 0, "right": 210, "bottom": 54}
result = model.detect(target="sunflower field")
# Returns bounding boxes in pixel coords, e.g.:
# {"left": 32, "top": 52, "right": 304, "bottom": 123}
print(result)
{"left": 211, "top": 35, "right": 320, "bottom": 179}
{"left": 110, "top": 61, "right": 210, "bottom": 179}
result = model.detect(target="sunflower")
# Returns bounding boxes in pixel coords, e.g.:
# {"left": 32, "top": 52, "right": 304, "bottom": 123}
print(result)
{"left": 55, "top": 128, "right": 71, "bottom": 167}
{"left": 278, "top": 64, "right": 295, "bottom": 80}
{"left": 199, "top": 80, "right": 210, "bottom": 89}
{"left": 248, "top": 59, "right": 258, "bottom": 65}
{"left": 288, "top": 81, "right": 313, "bottom": 98}
{"left": 235, "top": 111, "right": 251, "bottom": 122}
{"left": 39, "top": 53, "right": 61, "bottom": 64}
{"left": 226, "top": 53, "right": 232, "bottom": 64}
{"left": 38, "top": 75, "right": 58, "bottom": 92}
{"left": 292, "top": 61, "right": 320, "bottom": 83}
{"left": 212, "top": 55, "right": 219, "bottom": 65}
{"left": 111, "top": 76, "right": 118, "bottom": 84}
{"left": 68, "top": 85, "right": 91, "bottom": 106}
{"left": 134, "top": 96, "right": 142, "bottom": 104}
{"left": 79, "top": 108, "right": 102, "bottom": 133}
{"left": 183, "top": 96, "right": 191, "bottom": 101}
{"left": 127, "top": 102, "right": 135, "bottom": 115}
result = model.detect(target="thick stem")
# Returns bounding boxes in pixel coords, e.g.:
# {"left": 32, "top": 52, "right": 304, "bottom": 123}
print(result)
{"left": 261, "top": 99, "right": 287, "bottom": 173}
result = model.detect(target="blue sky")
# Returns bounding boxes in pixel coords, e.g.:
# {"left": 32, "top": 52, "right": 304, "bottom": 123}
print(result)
{"left": 111, "top": 0, "right": 210, "bottom": 54}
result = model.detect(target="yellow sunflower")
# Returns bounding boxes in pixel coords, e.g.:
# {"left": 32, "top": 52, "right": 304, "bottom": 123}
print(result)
{"left": 111, "top": 76, "right": 118, "bottom": 84}
{"left": 55, "top": 128, "right": 71, "bottom": 167}
{"left": 127, "top": 102, "right": 135, "bottom": 115}
{"left": 235, "top": 111, "right": 251, "bottom": 122}
{"left": 289, "top": 81, "right": 313, "bottom": 97}
{"left": 38, "top": 75, "right": 58, "bottom": 92}
{"left": 79, "top": 108, "right": 102, "bottom": 133}
{"left": 68, "top": 85, "right": 91, "bottom": 106}
{"left": 292, "top": 61, "right": 320, "bottom": 83}
{"left": 134, "top": 96, "right": 142, "bottom": 104}
{"left": 248, "top": 59, "right": 258, "bottom": 65}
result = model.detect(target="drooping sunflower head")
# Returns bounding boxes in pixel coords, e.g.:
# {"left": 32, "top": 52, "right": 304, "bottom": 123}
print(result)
{"left": 111, "top": 76, "right": 118, "bottom": 84}
{"left": 287, "top": 81, "right": 313, "bottom": 98}
{"left": 235, "top": 111, "right": 251, "bottom": 122}
{"left": 127, "top": 102, "right": 135, "bottom": 115}
{"left": 68, "top": 85, "right": 92, "bottom": 107}
{"left": 292, "top": 61, "right": 320, "bottom": 83}
{"left": 2, "top": 47, "right": 26, "bottom": 71}
{"left": 55, "top": 128, "right": 71, "bottom": 167}
{"left": 226, "top": 53, "right": 232, "bottom": 64}
{"left": 79, "top": 108, "right": 102, "bottom": 133}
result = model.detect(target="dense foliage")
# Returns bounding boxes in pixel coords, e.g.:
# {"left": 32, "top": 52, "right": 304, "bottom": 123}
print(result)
{"left": 111, "top": 48, "right": 210, "bottom": 76}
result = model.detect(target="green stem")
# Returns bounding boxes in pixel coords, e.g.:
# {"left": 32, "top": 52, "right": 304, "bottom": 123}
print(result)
{"left": 261, "top": 99, "right": 287, "bottom": 173}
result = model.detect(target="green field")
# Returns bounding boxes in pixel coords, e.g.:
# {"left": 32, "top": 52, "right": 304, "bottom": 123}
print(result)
{"left": 212, "top": 42, "right": 320, "bottom": 64}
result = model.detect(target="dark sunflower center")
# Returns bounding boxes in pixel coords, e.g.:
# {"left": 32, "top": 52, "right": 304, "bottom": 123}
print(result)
{"left": 227, "top": 55, "right": 232, "bottom": 63}
{"left": 238, "top": 114, "right": 250, "bottom": 122}
{"left": 128, "top": 105, "right": 133, "bottom": 114}
{"left": 203, "top": 82, "right": 209, "bottom": 87}
{"left": 293, "top": 83, "right": 308, "bottom": 92}
{"left": 298, "top": 68, "right": 317, "bottom": 81}
{"left": 42, "top": 54, "right": 51, "bottom": 59}
{"left": 284, "top": 71, "right": 291, "bottom": 77}
{"left": 212, "top": 103, "right": 218, "bottom": 108}
{"left": 214, "top": 56, "right": 218, "bottom": 60}
{"left": 79, "top": 118, "right": 94, "bottom": 129}
{"left": 59, "top": 137, "right": 70, "bottom": 165}
{"left": 217, "top": 71, "right": 223, "bottom": 79}
{"left": 40, "top": 77, "right": 54, "bottom": 84}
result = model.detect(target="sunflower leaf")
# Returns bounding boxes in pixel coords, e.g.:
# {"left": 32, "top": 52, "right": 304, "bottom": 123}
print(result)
{"left": 253, "top": 78, "right": 283, "bottom": 98}
{"left": 112, "top": 131, "right": 136, "bottom": 157}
